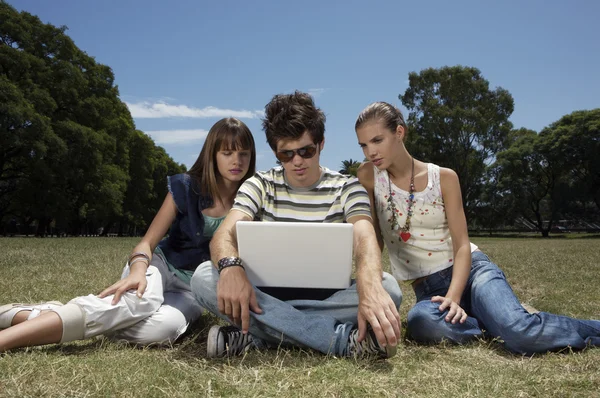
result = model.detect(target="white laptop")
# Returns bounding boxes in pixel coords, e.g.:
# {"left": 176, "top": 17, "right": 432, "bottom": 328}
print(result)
{"left": 236, "top": 221, "right": 353, "bottom": 289}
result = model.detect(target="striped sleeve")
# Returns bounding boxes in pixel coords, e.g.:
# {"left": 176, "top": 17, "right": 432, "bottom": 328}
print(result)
{"left": 232, "top": 174, "right": 265, "bottom": 219}
{"left": 341, "top": 177, "right": 372, "bottom": 221}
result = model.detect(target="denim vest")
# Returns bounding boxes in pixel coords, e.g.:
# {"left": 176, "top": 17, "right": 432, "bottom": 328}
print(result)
{"left": 157, "top": 173, "right": 214, "bottom": 271}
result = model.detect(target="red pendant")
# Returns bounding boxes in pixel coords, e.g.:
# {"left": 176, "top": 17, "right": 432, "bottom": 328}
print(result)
{"left": 400, "top": 231, "right": 411, "bottom": 242}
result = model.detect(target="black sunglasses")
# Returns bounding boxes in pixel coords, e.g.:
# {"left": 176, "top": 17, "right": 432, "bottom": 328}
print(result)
{"left": 275, "top": 144, "right": 318, "bottom": 163}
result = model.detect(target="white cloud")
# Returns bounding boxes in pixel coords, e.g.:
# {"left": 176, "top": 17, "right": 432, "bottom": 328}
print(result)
{"left": 256, "top": 150, "right": 272, "bottom": 160}
{"left": 145, "top": 129, "right": 210, "bottom": 145}
{"left": 126, "top": 101, "right": 264, "bottom": 119}
{"left": 308, "top": 88, "right": 328, "bottom": 98}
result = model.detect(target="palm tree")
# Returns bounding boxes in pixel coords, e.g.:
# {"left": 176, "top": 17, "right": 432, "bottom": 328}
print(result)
{"left": 339, "top": 159, "right": 361, "bottom": 177}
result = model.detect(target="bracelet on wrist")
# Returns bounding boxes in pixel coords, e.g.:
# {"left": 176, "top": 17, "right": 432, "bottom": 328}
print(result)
{"left": 129, "top": 252, "right": 150, "bottom": 263}
{"left": 217, "top": 256, "right": 245, "bottom": 274}
{"left": 129, "top": 257, "right": 150, "bottom": 268}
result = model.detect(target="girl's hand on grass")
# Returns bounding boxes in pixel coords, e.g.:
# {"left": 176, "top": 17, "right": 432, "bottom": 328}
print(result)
{"left": 431, "top": 296, "right": 468, "bottom": 324}
{"left": 98, "top": 265, "right": 148, "bottom": 305}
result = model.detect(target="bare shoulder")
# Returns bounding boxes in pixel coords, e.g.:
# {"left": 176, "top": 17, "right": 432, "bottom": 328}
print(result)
{"left": 439, "top": 167, "right": 462, "bottom": 200}
{"left": 439, "top": 167, "right": 460, "bottom": 185}
{"left": 357, "top": 162, "right": 375, "bottom": 190}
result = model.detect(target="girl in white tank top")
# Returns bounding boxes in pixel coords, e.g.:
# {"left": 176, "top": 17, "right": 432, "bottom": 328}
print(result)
{"left": 352, "top": 102, "right": 600, "bottom": 355}
{"left": 355, "top": 103, "right": 474, "bottom": 326}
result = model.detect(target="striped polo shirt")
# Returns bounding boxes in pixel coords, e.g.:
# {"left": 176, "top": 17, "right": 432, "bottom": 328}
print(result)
{"left": 232, "top": 166, "right": 371, "bottom": 223}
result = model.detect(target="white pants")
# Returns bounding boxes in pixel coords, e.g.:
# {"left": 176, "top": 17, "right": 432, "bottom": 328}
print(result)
{"left": 53, "top": 255, "right": 204, "bottom": 345}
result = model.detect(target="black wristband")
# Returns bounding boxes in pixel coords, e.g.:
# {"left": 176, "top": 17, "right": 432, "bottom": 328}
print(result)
{"left": 217, "top": 256, "right": 244, "bottom": 274}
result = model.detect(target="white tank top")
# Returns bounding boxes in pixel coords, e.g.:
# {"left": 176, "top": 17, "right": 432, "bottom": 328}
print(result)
{"left": 374, "top": 163, "right": 477, "bottom": 281}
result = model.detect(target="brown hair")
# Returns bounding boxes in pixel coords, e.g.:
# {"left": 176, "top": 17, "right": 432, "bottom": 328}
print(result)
{"left": 355, "top": 102, "right": 407, "bottom": 134}
{"left": 188, "top": 117, "right": 256, "bottom": 204}
{"left": 262, "top": 91, "right": 326, "bottom": 150}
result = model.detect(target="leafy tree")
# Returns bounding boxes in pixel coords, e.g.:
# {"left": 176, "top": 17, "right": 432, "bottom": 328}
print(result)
{"left": 399, "top": 66, "right": 514, "bottom": 222}
{"left": 491, "top": 110, "right": 600, "bottom": 237}
{"left": 470, "top": 162, "right": 514, "bottom": 234}
{"left": 0, "top": 1, "right": 182, "bottom": 235}
{"left": 0, "top": 75, "right": 63, "bottom": 222}
{"left": 494, "top": 128, "right": 567, "bottom": 237}
{"left": 113, "top": 133, "right": 186, "bottom": 236}
{"left": 539, "top": 109, "right": 600, "bottom": 217}
{"left": 1, "top": 1, "right": 133, "bottom": 233}
{"left": 117, "top": 130, "right": 157, "bottom": 235}
{"left": 339, "top": 159, "right": 361, "bottom": 177}
{"left": 151, "top": 146, "right": 187, "bottom": 219}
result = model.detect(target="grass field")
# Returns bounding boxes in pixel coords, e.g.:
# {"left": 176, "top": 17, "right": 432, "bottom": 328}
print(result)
{"left": 0, "top": 237, "right": 599, "bottom": 397}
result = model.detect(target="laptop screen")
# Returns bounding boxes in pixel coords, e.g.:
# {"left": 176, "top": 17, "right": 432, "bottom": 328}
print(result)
{"left": 236, "top": 221, "right": 354, "bottom": 294}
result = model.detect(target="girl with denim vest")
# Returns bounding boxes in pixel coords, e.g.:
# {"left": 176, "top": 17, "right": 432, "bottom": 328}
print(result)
{"left": 354, "top": 102, "right": 600, "bottom": 355}
{"left": 0, "top": 118, "right": 256, "bottom": 351}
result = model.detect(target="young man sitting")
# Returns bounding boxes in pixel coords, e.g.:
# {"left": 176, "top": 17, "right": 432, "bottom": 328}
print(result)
{"left": 191, "top": 91, "right": 402, "bottom": 358}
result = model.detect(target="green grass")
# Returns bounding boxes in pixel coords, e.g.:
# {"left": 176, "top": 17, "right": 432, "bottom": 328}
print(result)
{"left": 1, "top": 237, "right": 599, "bottom": 397}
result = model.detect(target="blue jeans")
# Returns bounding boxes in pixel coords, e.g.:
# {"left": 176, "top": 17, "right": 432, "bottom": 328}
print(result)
{"left": 191, "top": 261, "right": 402, "bottom": 356}
{"left": 407, "top": 251, "right": 600, "bottom": 355}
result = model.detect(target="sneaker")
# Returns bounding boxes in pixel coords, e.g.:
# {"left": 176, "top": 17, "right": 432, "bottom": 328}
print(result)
{"left": 347, "top": 328, "right": 397, "bottom": 359}
{"left": 521, "top": 303, "right": 540, "bottom": 314}
{"left": 206, "top": 325, "right": 255, "bottom": 358}
{"left": 0, "top": 301, "right": 63, "bottom": 329}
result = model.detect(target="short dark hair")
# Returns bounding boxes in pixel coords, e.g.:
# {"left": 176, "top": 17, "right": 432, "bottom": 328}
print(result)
{"left": 262, "top": 91, "right": 326, "bottom": 150}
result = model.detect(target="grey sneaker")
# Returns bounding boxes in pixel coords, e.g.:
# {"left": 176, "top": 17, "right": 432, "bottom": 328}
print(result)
{"left": 207, "top": 325, "right": 255, "bottom": 358}
{"left": 0, "top": 301, "right": 63, "bottom": 329}
{"left": 347, "top": 328, "right": 397, "bottom": 358}
{"left": 521, "top": 303, "right": 540, "bottom": 314}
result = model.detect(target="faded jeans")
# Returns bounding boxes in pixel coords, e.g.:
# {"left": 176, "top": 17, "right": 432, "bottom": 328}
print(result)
{"left": 407, "top": 251, "right": 600, "bottom": 355}
{"left": 191, "top": 261, "right": 402, "bottom": 356}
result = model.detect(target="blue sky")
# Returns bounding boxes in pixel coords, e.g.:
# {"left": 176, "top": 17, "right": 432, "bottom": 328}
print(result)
{"left": 11, "top": 0, "right": 600, "bottom": 172}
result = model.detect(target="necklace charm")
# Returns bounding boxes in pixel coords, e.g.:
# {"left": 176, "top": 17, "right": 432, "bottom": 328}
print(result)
{"left": 387, "top": 157, "right": 415, "bottom": 243}
{"left": 400, "top": 231, "right": 411, "bottom": 242}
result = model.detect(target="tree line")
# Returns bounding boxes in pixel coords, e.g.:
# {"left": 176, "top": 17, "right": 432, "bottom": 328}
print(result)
{"left": 1, "top": 2, "right": 185, "bottom": 236}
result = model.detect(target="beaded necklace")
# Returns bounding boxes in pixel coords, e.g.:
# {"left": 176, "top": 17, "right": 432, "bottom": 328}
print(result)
{"left": 386, "top": 157, "right": 415, "bottom": 242}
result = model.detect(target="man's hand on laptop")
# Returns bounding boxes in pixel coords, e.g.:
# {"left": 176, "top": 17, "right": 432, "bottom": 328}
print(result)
{"left": 357, "top": 284, "right": 401, "bottom": 348}
{"left": 217, "top": 266, "right": 263, "bottom": 333}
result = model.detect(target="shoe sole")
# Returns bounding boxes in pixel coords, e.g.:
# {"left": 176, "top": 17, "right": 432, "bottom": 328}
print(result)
{"left": 0, "top": 301, "right": 64, "bottom": 329}
{"left": 521, "top": 303, "right": 540, "bottom": 314}
{"left": 0, "top": 303, "right": 21, "bottom": 317}
{"left": 385, "top": 343, "right": 398, "bottom": 358}
{"left": 206, "top": 325, "right": 223, "bottom": 358}
{"left": 384, "top": 321, "right": 402, "bottom": 358}
{"left": 0, "top": 301, "right": 64, "bottom": 316}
